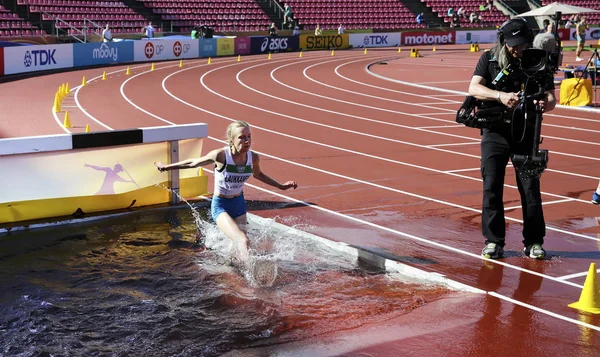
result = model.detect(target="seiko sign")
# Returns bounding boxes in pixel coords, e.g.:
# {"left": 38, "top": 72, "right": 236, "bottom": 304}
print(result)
{"left": 260, "top": 37, "right": 289, "bottom": 52}
{"left": 93, "top": 43, "right": 118, "bottom": 62}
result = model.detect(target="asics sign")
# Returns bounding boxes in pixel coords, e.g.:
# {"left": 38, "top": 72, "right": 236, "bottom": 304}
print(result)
{"left": 349, "top": 33, "right": 401, "bottom": 48}
{"left": 134, "top": 39, "right": 199, "bottom": 61}
{"left": 250, "top": 36, "right": 299, "bottom": 53}
{"left": 261, "top": 37, "right": 288, "bottom": 52}
{"left": 4, "top": 44, "right": 73, "bottom": 75}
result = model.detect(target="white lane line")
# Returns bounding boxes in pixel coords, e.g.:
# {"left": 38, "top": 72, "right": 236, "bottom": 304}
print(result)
{"left": 488, "top": 292, "right": 600, "bottom": 332}
{"left": 119, "top": 59, "right": 600, "bottom": 244}
{"left": 557, "top": 269, "right": 600, "bottom": 281}
{"left": 71, "top": 54, "right": 599, "bottom": 334}
{"left": 444, "top": 168, "right": 480, "bottom": 173}
{"left": 427, "top": 142, "right": 479, "bottom": 147}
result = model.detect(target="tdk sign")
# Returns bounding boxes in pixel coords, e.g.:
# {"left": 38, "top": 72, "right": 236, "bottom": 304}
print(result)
{"left": 23, "top": 49, "right": 56, "bottom": 67}
{"left": 260, "top": 37, "right": 288, "bottom": 52}
{"left": 363, "top": 35, "right": 388, "bottom": 46}
{"left": 93, "top": 43, "right": 118, "bottom": 62}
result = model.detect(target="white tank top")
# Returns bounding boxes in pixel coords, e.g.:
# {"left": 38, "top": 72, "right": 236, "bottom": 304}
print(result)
{"left": 213, "top": 146, "right": 253, "bottom": 196}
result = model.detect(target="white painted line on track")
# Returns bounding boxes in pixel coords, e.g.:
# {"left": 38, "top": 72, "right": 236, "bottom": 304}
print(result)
{"left": 488, "top": 291, "right": 600, "bottom": 332}
{"left": 63, "top": 52, "right": 600, "bottom": 334}
{"left": 557, "top": 269, "right": 600, "bottom": 281}
{"left": 163, "top": 60, "right": 600, "bottom": 241}
{"left": 444, "top": 168, "right": 480, "bottom": 173}
{"left": 427, "top": 141, "right": 479, "bottom": 147}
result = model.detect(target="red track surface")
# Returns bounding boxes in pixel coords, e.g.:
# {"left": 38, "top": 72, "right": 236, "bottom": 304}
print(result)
{"left": 2, "top": 46, "right": 600, "bottom": 355}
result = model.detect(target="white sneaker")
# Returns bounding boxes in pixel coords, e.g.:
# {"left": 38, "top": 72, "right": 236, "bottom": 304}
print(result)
{"left": 576, "top": 57, "right": 584, "bottom": 61}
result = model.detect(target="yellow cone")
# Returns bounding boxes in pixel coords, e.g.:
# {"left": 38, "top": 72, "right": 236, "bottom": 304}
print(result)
{"left": 65, "top": 82, "right": 70, "bottom": 94}
{"left": 126, "top": 66, "right": 131, "bottom": 75}
{"left": 102, "top": 71, "right": 107, "bottom": 80}
{"left": 151, "top": 63, "right": 155, "bottom": 71}
{"left": 63, "top": 111, "right": 71, "bottom": 128}
{"left": 433, "top": 46, "right": 436, "bottom": 52}
{"left": 569, "top": 263, "right": 600, "bottom": 314}
{"left": 208, "top": 57, "right": 212, "bottom": 64}
{"left": 397, "top": 47, "right": 401, "bottom": 53}
{"left": 60, "top": 83, "right": 66, "bottom": 98}
{"left": 58, "top": 85, "right": 64, "bottom": 101}
{"left": 268, "top": 53, "right": 272, "bottom": 59}
{"left": 85, "top": 124, "right": 90, "bottom": 133}
{"left": 53, "top": 92, "right": 61, "bottom": 113}
{"left": 299, "top": 51, "right": 303, "bottom": 58}
{"left": 179, "top": 59, "right": 183, "bottom": 68}
{"left": 237, "top": 55, "right": 241, "bottom": 62}
{"left": 364, "top": 48, "right": 367, "bottom": 55}
{"left": 331, "top": 49, "right": 335, "bottom": 56}
{"left": 81, "top": 76, "right": 87, "bottom": 86}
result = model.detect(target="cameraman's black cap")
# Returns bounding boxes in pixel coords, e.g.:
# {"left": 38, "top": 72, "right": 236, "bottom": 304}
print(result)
{"left": 501, "top": 20, "right": 532, "bottom": 47}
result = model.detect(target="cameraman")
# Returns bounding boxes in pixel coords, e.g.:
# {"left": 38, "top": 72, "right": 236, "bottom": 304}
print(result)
{"left": 468, "top": 18, "right": 556, "bottom": 260}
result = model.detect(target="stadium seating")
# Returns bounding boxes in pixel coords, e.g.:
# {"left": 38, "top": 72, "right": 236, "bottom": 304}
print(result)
{"left": 283, "top": 0, "right": 425, "bottom": 31}
{"left": 424, "top": 0, "right": 509, "bottom": 28}
{"left": 16, "top": 0, "right": 156, "bottom": 35}
{"left": 138, "top": 0, "right": 272, "bottom": 33}
{"left": 0, "top": 4, "right": 42, "bottom": 37}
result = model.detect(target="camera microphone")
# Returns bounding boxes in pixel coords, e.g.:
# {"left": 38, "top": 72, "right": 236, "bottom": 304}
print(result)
{"left": 532, "top": 33, "right": 556, "bottom": 53}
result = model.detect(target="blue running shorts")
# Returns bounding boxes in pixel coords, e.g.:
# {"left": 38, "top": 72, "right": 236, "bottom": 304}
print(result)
{"left": 211, "top": 193, "right": 247, "bottom": 222}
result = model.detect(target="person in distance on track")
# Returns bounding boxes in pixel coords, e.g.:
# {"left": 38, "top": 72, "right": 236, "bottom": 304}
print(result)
{"left": 154, "top": 121, "right": 298, "bottom": 266}
{"left": 467, "top": 18, "right": 556, "bottom": 260}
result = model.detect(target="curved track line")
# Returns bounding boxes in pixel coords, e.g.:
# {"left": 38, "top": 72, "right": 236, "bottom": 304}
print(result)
{"left": 120, "top": 59, "right": 600, "bottom": 240}
{"left": 66, "top": 54, "right": 600, "bottom": 334}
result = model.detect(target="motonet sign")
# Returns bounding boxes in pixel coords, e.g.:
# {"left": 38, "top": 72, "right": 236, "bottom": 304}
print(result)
{"left": 401, "top": 31, "right": 455, "bottom": 46}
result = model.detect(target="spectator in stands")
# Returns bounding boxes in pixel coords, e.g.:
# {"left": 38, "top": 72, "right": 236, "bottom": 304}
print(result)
{"left": 338, "top": 24, "right": 344, "bottom": 35}
{"left": 143, "top": 22, "right": 155, "bottom": 39}
{"left": 293, "top": 24, "right": 300, "bottom": 36}
{"left": 315, "top": 24, "right": 322, "bottom": 36}
{"left": 447, "top": 7, "right": 454, "bottom": 17}
{"left": 470, "top": 11, "right": 481, "bottom": 24}
{"left": 542, "top": 19, "right": 554, "bottom": 34}
{"left": 283, "top": 4, "right": 293, "bottom": 28}
{"left": 480, "top": 0, "right": 492, "bottom": 12}
{"left": 268, "top": 22, "right": 277, "bottom": 37}
{"left": 575, "top": 16, "right": 589, "bottom": 61}
{"left": 456, "top": 7, "right": 465, "bottom": 19}
{"left": 416, "top": 13, "right": 425, "bottom": 25}
{"left": 102, "top": 24, "right": 112, "bottom": 43}
{"left": 450, "top": 14, "right": 460, "bottom": 28}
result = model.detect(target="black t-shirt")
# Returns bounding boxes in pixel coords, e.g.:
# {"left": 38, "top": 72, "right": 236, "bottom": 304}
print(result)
{"left": 473, "top": 49, "right": 555, "bottom": 95}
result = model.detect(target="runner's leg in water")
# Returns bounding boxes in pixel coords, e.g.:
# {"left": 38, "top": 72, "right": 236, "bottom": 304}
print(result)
{"left": 216, "top": 212, "right": 250, "bottom": 265}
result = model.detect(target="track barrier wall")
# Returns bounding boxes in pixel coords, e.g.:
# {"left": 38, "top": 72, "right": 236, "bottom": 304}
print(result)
{"left": 8, "top": 26, "right": 583, "bottom": 77}
{"left": 0, "top": 124, "right": 209, "bottom": 225}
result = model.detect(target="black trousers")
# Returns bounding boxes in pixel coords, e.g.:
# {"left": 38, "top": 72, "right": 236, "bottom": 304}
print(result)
{"left": 480, "top": 128, "right": 545, "bottom": 248}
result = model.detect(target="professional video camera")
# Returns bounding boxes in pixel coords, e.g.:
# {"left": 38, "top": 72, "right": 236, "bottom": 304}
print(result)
{"left": 511, "top": 11, "right": 563, "bottom": 179}
{"left": 456, "top": 12, "right": 564, "bottom": 179}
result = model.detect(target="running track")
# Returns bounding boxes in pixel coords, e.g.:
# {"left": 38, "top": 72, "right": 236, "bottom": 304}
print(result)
{"left": 2, "top": 46, "right": 600, "bottom": 355}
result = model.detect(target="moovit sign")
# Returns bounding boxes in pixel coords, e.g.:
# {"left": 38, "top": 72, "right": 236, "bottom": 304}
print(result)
{"left": 349, "top": 33, "right": 401, "bottom": 48}
{"left": 134, "top": 39, "right": 199, "bottom": 61}
{"left": 401, "top": 31, "right": 455, "bottom": 46}
{"left": 250, "top": 36, "right": 299, "bottom": 53}
{"left": 4, "top": 44, "right": 73, "bottom": 75}
{"left": 300, "top": 34, "right": 349, "bottom": 51}
{"left": 73, "top": 42, "right": 134, "bottom": 66}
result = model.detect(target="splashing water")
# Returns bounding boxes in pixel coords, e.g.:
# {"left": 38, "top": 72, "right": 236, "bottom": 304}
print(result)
{"left": 156, "top": 184, "right": 280, "bottom": 287}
